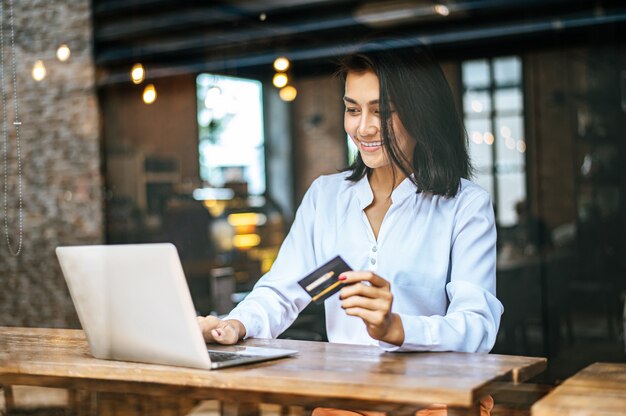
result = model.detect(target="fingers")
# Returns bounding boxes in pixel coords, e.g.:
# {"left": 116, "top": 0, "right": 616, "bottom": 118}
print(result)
{"left": 343, "top": 306, "right": 389, "bottom": 328}
{"left": 339, "top": 271, "right": 389, "bottom": 288}
{"left": 340, "top": 294, "right": 390, "bottom": 313}
{"left": 210, "top": 323, "right": 239, "bottom": 345}
{"left": 340, "top": 282, "right": 390, "bottom": 301}
{"left": 197, "top": 316, "right": 239, "bottom": 345}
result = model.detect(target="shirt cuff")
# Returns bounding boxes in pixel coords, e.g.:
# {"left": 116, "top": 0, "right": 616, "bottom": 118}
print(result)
{"left": 223, "top": 309, "right": 259, "bottom": 340}
{"left": 378, "top": 313, "right": 434, "bottom": 352}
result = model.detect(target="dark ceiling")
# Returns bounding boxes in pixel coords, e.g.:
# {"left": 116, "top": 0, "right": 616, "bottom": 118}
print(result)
{"left": 92, "top": 0, "right": 626, "bottom": 84}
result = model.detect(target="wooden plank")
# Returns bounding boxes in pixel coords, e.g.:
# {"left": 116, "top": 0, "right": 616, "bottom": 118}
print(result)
{"left": 532, "top": 363, "right": 626, "bottom": 416}
{"left": 0, "top": 327, "right": 546, "bottom": 413}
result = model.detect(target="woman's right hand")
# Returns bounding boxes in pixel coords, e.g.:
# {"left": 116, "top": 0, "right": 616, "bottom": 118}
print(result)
{"left": 196, "top": 315, "right": 245, "bottom": 345}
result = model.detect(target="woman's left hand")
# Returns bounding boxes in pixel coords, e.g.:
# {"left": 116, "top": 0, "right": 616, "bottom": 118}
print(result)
{"left": 338, "top": 271, "right": 405, "bottom": 346}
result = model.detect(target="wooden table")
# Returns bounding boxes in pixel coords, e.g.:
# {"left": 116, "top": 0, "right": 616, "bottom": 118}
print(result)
{"left": 532, "top": 362, "right": 626, "bottom": 416}
{"left": 0, "top": 327, "right": 546, "bottom": 415}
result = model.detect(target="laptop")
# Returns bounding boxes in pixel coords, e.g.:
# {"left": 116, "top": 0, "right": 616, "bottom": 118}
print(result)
{"left": 56, "top": 243, "right": 297, "bottom": 370}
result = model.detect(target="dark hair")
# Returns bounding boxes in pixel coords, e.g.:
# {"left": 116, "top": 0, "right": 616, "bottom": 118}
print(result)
{"left": 338, "top": 39, "right": 472, "bottom": 197}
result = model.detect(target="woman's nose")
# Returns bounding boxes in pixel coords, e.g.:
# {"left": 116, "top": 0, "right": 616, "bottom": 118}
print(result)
{"left": 357, "top": 114, "right": 378, "bottom": 137}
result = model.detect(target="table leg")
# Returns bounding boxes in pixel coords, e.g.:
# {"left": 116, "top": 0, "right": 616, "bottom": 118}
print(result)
{"left": 221, "top": 401, "right": 260, "bottom": 416}
{"left": 97, "top": 392, "right": 198, "bottom": 416}
{"left": 3, "top": 385, "right": 15, "bottom": 412}
{"left": 68, "top": 390, "right": 96, "bottom": 416}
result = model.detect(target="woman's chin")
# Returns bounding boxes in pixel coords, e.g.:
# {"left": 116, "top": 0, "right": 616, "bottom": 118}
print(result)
{"left": 360, "top": 155, "right": 389, "bottom": 170}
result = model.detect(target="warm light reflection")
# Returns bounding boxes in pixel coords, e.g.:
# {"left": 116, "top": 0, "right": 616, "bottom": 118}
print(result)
{"left": 501, "top": 126, "right": 511, "bottom": 137}
{"left": 131, "top": 63, "right": 145, "bottom": 84}
{"left": 259, "top": 13, "right": 267, "bottom": 21}
{"left": 273, "top": 73, "right": 288, "bottom": 88}
{"left": 471, "top": 131, "right": 483, "bottom": 144}
{"left": 202, "top": 199, "right": 227, "bottom": 217}
{"left": 433, "top": 4, "right": 450, "bottom": 16}
{"left": 273, "top": 57, "right": 290, "bottom": 72}
{"left": 32, "top": 60, "right": 46, "bottom": 81}
{"left": 233, "top": 234, "right": 261, "bottom": 249}
{"left": 279, "top": 85, "right": 297, "bottom": 102}
{"left": 142, "top": 84, "right": 157, "bottom": 104}
{"left": 56, "top": 44, "right": 71, "bottom": 62}
{"left": 505, "top": 136, "right": 516, "bottom": 149}
{"left": 484, "top": 132, "right": 495, "bottom": 145}
{"left": 517, "top": 140, "right": 526, "bottom": 153}
{"left": 471, "top": 100, "right": 483, "bottom": 112}
{"left": 227, "top": 212, "right": 267, "bottom": 227}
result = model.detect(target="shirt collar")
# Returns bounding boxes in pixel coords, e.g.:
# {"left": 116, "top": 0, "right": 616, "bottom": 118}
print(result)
{"left": 391, "top": 175, "right": 418, "bottom": 204}
{"left": 354, "top": 173, "right": 417, "bottom": 209}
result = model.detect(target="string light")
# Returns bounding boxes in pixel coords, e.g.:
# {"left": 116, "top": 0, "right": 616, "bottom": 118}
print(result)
{"left": 279, "top": 86, "right": 297, "bottom": 102}
{"left": 32, "top": 60, "right": 46, "bottom": 81}
{"left": 142, "top": 84, "right": 157, "bottom": 104}
{"left": 56, "top": 44, "right": 70, "bottom": 62}
{"left": 273, "top": 57, "right": 290, "bottom": 72}
{"left": 273, "top": 73, "right": 288, "bottom": 88}
{"left": 131, "top": 63, "right": 145, "bottom": 84}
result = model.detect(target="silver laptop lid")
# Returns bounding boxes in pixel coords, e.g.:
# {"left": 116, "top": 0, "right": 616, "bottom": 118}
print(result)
{"left": 56, "top": 243, "right": 212, "bottom": 369}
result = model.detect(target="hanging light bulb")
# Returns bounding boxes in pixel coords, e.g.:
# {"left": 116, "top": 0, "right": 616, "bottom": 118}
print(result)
{"left": 273, "top": 57, "right": 290, "bottom": 72}
{"left": 279, "top": 85, "right": 297, "bottom": 102}
{"left": 32, "top": 60, "right": 46, "bottom": 81}
{"left": 143, "top": 84, "right": 157, "bottom": 104}
{"left": 56, "top": 44, "right": 71, "bottom": 62}
{"left": 273, "top": 73, "right": 288, "bottom": 88}
{"left": 131, "top": 63, "right": 145, "bottom": 84}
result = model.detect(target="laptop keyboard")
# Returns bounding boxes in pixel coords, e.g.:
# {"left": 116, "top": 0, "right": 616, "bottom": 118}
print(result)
{"left": 208, "top": 351, "right": 259, "bottom": 363}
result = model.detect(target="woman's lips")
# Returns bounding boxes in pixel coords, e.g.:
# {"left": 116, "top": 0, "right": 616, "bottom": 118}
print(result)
{"left": 359, "top": 140, "right": 382, "bottom": 152}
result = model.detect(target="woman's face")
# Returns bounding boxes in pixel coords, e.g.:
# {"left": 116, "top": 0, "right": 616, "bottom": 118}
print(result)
{"left": 343, "top": 70, "right": 415, "bottom": 171}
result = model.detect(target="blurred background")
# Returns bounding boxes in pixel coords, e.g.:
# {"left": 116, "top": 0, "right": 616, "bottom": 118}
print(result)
{"left": 0, "top": 0, "right": 625, "bottom": 387}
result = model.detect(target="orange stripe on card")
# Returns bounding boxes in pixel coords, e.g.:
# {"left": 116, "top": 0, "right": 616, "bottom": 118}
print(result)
{"left": 311, "top": 280, "right": 343, "bottom": 302}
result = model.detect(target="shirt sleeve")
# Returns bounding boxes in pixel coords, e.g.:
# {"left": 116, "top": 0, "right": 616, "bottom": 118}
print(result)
{"left": 223, "top": 178, "right": 320, "bottom": 339}
{"left": 380, "top": 192, "right": 503, "bottom": 353}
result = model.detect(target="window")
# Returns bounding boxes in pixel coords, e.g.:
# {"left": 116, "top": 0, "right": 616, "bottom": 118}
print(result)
{"left": 346, "top": 134, "right": 358, "bottom": 164}
{"left": 197, "top": 74, "right": 265, "bottom": 195}
{"left": 462, "top": 57, "right": 526, "bottom": 226}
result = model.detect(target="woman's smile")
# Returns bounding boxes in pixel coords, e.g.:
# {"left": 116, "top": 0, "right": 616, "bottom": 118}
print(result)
{"left": 357, "top": 139, "right": 383, "bottom": 152}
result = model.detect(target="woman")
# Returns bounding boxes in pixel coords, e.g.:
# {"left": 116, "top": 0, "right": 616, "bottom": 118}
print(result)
{"left": 198, "top": 40, "right": 502, "bottom": 415}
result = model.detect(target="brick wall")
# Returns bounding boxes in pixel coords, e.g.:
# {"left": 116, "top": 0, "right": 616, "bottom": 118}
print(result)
{"left": 525, "top": 48, "right": 588, "bottom": 229}
{"left": 292, "top": 76, "right": 346, "bottom": 202}
{"left": 101, "top": 74, "right": 200, "bottom": 183}
{"left": 0, "top": 0, "right": 102, "bottom": 327}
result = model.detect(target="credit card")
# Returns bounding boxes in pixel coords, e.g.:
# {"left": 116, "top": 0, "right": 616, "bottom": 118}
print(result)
{"left": 298, "top": 256, "right": 352, "bottom": 304}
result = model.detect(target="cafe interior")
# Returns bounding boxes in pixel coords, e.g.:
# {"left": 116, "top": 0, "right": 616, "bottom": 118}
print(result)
{"left": 0, "top": 0, "right": 625, "bottom": 414}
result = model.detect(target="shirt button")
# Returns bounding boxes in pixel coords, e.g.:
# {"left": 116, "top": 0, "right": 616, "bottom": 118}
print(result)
{"left": 370, "top": 258, "right": 376, "bottom": 265}
{"left": 372, "top": 246, "right": 378, "bottom": 253}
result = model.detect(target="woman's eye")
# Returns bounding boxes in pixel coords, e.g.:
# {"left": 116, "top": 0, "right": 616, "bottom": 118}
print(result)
{"left": 345, "top": 107, "right": 359, "bottom": 114}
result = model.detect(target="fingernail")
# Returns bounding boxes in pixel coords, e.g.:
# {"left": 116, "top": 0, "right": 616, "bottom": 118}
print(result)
{"left": 338, "top": 274, "right": 347, "bottom": 281}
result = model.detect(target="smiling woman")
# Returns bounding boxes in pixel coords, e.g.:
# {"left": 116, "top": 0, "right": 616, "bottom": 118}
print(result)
{"left": 338, "top": 42, "right": 471, "bottom": 198}
{"left": 197, "top": 37, "right": 501, "bottom": 414}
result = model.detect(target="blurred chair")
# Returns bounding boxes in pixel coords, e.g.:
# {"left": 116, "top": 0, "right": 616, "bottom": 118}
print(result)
{"left": 209, "top": 266, "right": 236, "bottom": 316}
{"left": 496, "top": 257, "right": 542, "bottom": 355}
{"left": 565, "top": 217, "right": 623, "bottom": 342}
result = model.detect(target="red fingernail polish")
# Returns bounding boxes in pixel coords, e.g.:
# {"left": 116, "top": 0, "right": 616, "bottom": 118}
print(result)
{"left": 338, "top": 274, "right": 347, "bottom": 281}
